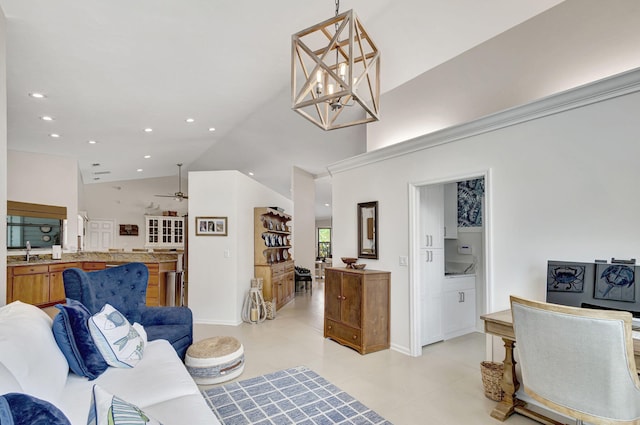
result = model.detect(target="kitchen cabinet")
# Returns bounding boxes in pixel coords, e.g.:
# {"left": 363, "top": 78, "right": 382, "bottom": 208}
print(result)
{"left": 254, "top": 207, "right": 294, "bottom": 311}
{"left": 444, "top": 182, "right": 458, "bottom": 239}
{"left": 145, "top": 216, "right": 185, "bottom": 249}
{"left": 144, "top": 261, "right": 177, "bottom": 306}
{"left": 420, "top": 249, "right": 444, "bottom": 346}
{"left": 443, "top": 275, "right": 476, "bottom": 339}
{"left": 420, "top": 185, "right": 444, "bottom": 249}
{"left": 6, "top": 262, "right": 81, "bottom": 307}
{"left": 324, "top": 267, "right": 390, "bottom": 354}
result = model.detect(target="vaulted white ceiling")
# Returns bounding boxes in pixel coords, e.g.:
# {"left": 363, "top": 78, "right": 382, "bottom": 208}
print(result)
{"left": 0, "top": 0, "right": 565, "bottom": 215}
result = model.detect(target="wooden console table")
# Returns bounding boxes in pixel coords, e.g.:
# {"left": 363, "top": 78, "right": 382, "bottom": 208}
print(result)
{"left": 481, "top": 309, "right": 640, "bottom": 424}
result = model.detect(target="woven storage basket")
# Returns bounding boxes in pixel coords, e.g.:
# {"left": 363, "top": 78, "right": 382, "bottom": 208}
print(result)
{"left": 480, "top": 361, "right": 504, "bottom": 401}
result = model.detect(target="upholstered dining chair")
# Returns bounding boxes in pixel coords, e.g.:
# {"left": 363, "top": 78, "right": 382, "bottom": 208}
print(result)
{"left": 63, "top": 263, "right": 193, "bottom": 359}
{"left": 510, "top": 296, "right": 640, "bottom": 425}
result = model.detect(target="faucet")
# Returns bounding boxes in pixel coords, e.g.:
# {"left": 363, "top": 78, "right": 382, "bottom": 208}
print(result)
{"left": 25, "top": 241, "right": 31, "bottom": 262}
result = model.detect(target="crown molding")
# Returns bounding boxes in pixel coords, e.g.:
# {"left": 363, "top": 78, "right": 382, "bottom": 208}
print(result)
{"left": 327, "top": 67, "right": 640, "bottom": 175}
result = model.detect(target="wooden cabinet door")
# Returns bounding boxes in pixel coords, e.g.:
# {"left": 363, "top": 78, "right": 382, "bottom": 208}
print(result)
{"left": 49, "top": 271, "right": 66, "bottom": 303}
{"left": 341, "top": 273, "right": 362, "bottom": 329}
{"left": 12, "top": 274, "right": 49, "bottom": 305}
{"left": 325, "top": 270, "right": 342, "bottom": 322}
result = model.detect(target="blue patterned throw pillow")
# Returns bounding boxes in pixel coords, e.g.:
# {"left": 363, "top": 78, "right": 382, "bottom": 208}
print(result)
{"left": 87, "top": 385, "right": 163, "bottom": 425}
{"left": 88, "top": 304, "right": 146, "bottom": 368}
{"left": 52, "top": 299, "right": 109, "bottom": 380}
{"left": 0, "top": 393, "right": 71, "bottom": 425}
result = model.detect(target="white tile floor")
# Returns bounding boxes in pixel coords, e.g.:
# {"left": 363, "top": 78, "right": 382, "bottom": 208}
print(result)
{"left": 194, "top": 280, "right": 538, "bottom": 424}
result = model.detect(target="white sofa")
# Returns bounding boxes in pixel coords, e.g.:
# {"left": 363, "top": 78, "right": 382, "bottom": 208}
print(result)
{"left": 0, "top": 301, "right": 220, "bottom": 425}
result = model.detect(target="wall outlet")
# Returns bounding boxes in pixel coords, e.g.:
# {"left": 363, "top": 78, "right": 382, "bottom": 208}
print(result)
{"left": 399, "top": 256, "right": 408, "bottom": 266}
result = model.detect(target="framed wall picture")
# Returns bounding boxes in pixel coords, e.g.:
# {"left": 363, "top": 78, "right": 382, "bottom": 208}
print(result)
{"left": 195, "top": 216, "right": 228, "bottom": 236}
{"left": 119, "top": 224, "right": 139, "bottom": 236}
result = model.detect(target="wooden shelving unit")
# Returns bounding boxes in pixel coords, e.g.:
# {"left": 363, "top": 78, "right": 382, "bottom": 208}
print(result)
{"left": 254, "top": 207, "right": 294, "bottom": 311}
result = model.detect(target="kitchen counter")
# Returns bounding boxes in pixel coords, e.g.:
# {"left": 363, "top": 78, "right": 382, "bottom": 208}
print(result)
{"left": 7, "top": 251, "right": 180, "bottom": 266}
{"left": 444, "top": 273, "right": 476, "bottom": 279}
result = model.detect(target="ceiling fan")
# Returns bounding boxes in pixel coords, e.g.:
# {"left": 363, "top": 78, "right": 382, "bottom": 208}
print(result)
{"left": 155, "top": 163, "right": 188, "bottom": 202}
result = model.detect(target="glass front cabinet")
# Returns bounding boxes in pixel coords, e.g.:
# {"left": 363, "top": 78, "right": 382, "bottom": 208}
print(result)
{"left": 145, "top": 216, "right": 184, "bottom": 249}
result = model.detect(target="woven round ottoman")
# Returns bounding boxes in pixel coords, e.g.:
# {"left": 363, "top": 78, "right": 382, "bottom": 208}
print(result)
{"left": 185, "top": 336, "right": 245, "bottom": 385}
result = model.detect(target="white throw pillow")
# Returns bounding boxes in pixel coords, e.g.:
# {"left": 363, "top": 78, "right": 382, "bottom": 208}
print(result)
{"left": 88, "top": 304, "right": 146, "bottom": 368}
{"left": 88, "top": 385, "right": 163, "bottom": 425}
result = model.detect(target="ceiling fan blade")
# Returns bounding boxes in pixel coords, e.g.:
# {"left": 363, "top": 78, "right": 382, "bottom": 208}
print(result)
{"left": 155, "top": 164, "right": 188, "bottom": 200}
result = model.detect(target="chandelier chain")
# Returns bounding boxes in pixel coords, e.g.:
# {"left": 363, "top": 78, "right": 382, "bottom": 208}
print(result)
{"left": 335, "top": 0, "right": 340, "bottom": 17}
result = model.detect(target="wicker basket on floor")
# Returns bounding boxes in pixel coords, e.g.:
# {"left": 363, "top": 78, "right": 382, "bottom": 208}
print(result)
{"left": 480, "top": 361, "right": 504, "bottom": 401}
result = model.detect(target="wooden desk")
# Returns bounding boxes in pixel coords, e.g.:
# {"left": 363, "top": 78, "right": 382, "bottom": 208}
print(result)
{"left": 481, "top": 310, "right": 640, "bottom": 424}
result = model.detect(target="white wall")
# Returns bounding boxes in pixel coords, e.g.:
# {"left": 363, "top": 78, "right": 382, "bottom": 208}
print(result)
{"left": 7, "top": 150, "right": 79, "bottom": 252}
{"left": 82, "top": 175, "right": 188, "bottom": 249}
{"left": 0, "top": 7, "right": 7, "bottom": 305}
{"left": 330, "top": 70, "right": 640, "bottom": 354}
{"left": 292, "top": 166, "right": 315, "bottom": 271}
{"left": 367, "top": 0, "right": 640, "bottom": 152}
{"left": 188, "top": 170, "right": 292, "bottom": 325}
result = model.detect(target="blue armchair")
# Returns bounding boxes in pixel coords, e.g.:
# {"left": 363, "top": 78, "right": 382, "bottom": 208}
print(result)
{"left": 62, "top": 262, "right": 193, "bottom": 359}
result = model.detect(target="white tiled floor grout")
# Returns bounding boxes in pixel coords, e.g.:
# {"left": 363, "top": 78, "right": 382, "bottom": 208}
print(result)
{"left": 194, "top": 279, "right": 538, "bottom": 424}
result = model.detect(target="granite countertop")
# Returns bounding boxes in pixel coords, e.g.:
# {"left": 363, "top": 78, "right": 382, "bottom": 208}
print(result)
{"left": 7, "top": 251, "right": 181, "bottom": 266}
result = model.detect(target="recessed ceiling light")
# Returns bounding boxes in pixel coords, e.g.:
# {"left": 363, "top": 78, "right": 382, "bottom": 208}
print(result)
{"left": 50, "top": 133, "right": 60, "bottom": 138}
{"left": 88, "top": 140, "right": 97, "bottom": 144}
{"left": 137, "top": 168, "right": 143, "bottom": 172}
{"left": 208, "top": 127, "right": 216, "bottom": 132}
{"left": 41, "top": 116, "right": 54, "bottom": 121}
{"left": 248, "top": 172, "right": 254, "bottom": 176}
{"left": 144, "top": 128, "right": 153, "bottom": 133}
{"left": 186, "top": 118, "right": 195, "bottom": 123}
{"left": 29, "top": 92, "right": 46, "bottom": 99}
{"left": 144, "top": 155, "right": 151, "bottom": 159}
{"left": 325, "top": 203, "right": 330, "bottom": 207}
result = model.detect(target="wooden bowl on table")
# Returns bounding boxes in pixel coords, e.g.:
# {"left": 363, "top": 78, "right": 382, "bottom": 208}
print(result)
{"left": 341, "top": 257, "right": 358, "bottom": 268}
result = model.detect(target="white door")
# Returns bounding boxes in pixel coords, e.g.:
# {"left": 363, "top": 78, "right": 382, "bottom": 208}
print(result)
{"left": 421, "top": 248, "right": 444, "bottom": 346}
{"left": 87, "top": 220, "right": 115, "bottom": 251}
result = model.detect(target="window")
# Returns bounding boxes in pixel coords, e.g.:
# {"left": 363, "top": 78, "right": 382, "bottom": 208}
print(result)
{"left": 317, "top": 227, "right": 331, "bottom": 259}
{"left": 6, "top": 201, "right": 66, "bottom": 249}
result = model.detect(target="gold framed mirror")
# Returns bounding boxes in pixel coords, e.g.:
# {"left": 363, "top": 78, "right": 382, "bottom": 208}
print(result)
{"left": 357, "top": 201, "right": 378, "bottom": 259}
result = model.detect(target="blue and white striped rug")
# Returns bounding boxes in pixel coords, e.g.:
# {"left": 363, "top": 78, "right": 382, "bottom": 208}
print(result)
{"left": 202, "top": 366, "right": 392, "bottom": 425}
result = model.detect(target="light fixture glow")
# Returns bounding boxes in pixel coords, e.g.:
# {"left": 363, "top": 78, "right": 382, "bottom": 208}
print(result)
{"left": 88, "top": 140, "right": 97, "bottom": 144}
{"left": 137, "top": 168, "right": 143, "bottom": 172}
{"left": 248, "top": 172, "right": 254, "bottom": 176}
{"left": 144, "top": 128, "right": 153, "bottom": 133}
{"left": 186, "top": 118, "right": 195, "bottom": 123}
{"left": 208, "top": 127, "right": 216, "bottom": 132}
{"left": 50, "top": 133, "right": 60, "bottom": 138}
{"left": 41, "top": 116, "right": 54, "bottom": 121}
{"left": 291, "top": 3, "right": 380, "bottom": 131}
{"left": 29, "top": 92, "right": 46, "bottom": 99}
{"left": 325, "top": 203, "right": 330, "bottom": 207}
{"left": 144, "top": 155, "right": 151, "bottom": 159}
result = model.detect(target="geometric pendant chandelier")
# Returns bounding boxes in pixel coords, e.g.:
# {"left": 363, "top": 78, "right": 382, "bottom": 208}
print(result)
{"left": 291, "top": 4, "right": 380, "bottom": 131}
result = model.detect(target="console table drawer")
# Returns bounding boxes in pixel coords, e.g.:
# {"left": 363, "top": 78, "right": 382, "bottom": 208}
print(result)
{"left": 325, "top": 319, "right": 361, "bottom": 346}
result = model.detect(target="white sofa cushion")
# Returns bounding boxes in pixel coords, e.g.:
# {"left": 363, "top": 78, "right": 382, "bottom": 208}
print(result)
{"left": 0, "top": 301, "right": 68, "bottom": 405}
{"left": 58, "top": 339, "right": 219, "bottom": 425}
{"left": 0, "top": 362, "right": 22, "bottom": 394}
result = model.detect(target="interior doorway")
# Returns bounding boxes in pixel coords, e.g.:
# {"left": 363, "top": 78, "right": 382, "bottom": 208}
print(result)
{"left": 408, "top": 171, "right": 491, "bottom": 357}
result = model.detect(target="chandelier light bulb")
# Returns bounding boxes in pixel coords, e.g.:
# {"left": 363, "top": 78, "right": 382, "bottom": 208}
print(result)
{"left": 338, "top": 62, "right": 347, "bottom": 79}
{"left": 327, "top": 84, "right": 335, "bottom": 96}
